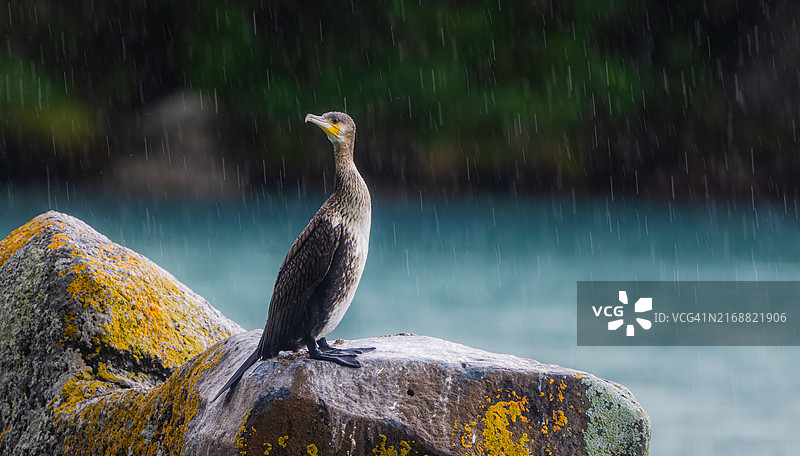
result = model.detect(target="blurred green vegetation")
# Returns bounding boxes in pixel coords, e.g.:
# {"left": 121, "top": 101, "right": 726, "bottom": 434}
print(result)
{"left": 0, "top": 50, "right": 97, "bottom": 155}
{"left": 1, "top": 0, "right": 798, "bottom": 198}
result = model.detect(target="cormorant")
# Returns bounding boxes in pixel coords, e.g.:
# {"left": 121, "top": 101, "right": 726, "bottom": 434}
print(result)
{"left": 213, "top": 111, "right": 373, "bottom": 402}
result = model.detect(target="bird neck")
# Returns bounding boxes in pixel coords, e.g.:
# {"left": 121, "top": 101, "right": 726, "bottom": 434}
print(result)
{"left": 332, "top": 141, "right": 370, "bottom": 218}
{"left": 332, "top": 140, "right": 355, "bottom": 171}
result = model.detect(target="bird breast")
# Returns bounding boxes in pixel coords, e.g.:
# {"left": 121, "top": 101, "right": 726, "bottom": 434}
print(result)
{"left": 316, "top": 167, "right": 371, "bottom": 339}
{"left": 315, "top": 220, "right": 369, "bottom": 339}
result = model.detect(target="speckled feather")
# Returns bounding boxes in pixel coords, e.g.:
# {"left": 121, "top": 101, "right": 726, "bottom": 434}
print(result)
{"left": 257, "top": 213, "right": 342, "bottom": 356}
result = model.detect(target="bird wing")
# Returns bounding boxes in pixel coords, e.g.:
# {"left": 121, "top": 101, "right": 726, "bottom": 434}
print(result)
{"left": 257, "top": 215, "right": 341, "bottom": 357}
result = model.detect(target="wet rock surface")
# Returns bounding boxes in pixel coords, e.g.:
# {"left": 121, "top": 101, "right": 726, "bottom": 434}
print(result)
{"left": 0, "top": 211, "right": 241, "bottom": 455}
{"left": 0, "top": 212, "right": 650, "bottom": 455}
{"left": 198, "top": 331, "right": 650, "bottom": 456}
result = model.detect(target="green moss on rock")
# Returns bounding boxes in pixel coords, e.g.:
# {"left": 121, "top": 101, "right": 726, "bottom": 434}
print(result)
{"left": 581, "top": 376, "right": 651, "bottom": 456}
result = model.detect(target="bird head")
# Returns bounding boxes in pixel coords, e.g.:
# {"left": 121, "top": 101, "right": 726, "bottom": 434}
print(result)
{"left": 305, "top": 111, "right": 355, "bottom": 145}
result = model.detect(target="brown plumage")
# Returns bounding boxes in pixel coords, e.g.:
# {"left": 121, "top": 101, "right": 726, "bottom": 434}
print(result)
{"left": 214, "top": 111, "right": 372, "bottom": 402}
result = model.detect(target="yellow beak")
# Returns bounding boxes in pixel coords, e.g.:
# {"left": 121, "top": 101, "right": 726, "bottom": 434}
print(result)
{"left": 305, "top": 113, "right": 340, "bottom": 138}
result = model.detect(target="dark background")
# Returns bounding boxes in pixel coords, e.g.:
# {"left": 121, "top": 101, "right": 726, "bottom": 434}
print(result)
{"left": 1, "top": 0, "right": 799, "bottom": 201}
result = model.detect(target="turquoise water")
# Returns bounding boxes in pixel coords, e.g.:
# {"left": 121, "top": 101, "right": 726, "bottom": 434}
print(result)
{"left": 2, "top": 187, "right": 799, "bottom": 454}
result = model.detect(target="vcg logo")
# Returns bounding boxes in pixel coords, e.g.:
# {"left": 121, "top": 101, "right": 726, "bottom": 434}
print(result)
{"left": 592, "top": 291, "right": 653, "bottom": 337}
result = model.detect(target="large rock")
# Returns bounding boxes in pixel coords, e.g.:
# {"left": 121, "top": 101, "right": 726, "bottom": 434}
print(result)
{"left": 199, "top": 332, "right": 650, "bottom": 456}
{"left": 0, "top": 212, "right": 650, "bottom": 455}
{"left": 0, "top": 211, "right": 242, "bottom": 455}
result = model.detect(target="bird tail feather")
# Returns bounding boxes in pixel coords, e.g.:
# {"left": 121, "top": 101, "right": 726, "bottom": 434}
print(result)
{"left": 212, "top": 349, "right": 259, "bottom": 402}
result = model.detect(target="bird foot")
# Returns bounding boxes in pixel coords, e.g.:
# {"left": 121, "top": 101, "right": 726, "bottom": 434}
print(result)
{"left": 317, "top": 337, "right": 376, "bottom": 355}
{"left": 306, "top": 337, "right": 374, "bottom": 368}
{"left": 308, "top": 350, "right": 362, "bottom": 368}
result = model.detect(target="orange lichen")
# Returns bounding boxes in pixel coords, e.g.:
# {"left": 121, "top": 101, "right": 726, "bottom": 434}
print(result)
{"left": 546, "top": 379, "right": 567, "bottom": 403}
{"left": 553, "top": 411, "right": 567, "bottom": 430}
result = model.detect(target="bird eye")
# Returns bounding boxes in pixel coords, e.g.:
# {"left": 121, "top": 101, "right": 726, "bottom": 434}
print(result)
{"left": 330, "top": 117, "right": 339, "bottom": 124}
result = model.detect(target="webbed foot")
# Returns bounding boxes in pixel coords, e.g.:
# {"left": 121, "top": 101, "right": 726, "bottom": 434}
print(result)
{"left": 317, "top": 337, "right": 376, "bottom": 355}
{"left": 305, "top": 336, "right": 366, "bottom": 368}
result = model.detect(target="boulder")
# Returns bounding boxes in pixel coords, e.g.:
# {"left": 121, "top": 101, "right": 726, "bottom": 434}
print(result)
{"left": 199, "top": 332, "right": 650, "bottom": 456}
{"left": 0, "top": 211, "right": 242, "bottom": 455}
{"left": 0, "top": 212, "right": 650, "bottom": 455}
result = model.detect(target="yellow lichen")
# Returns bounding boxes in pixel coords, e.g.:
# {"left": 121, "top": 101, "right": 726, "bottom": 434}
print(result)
{"left": 277, "top": 435, "right": 288, "bottom": 448}
{"left": 306, "top": 443, "right": 318, "bottom": 455}
{"left": 49, "top": 232, "right": 71, "bottom": 250}
{"left": 0, "top": 215, "right": 69, "bottom": 267}
{"left": 481, "top": 399, "right": 531, "bottom": 456}
{"left": 63, "top": 311, "right": 78, "bottom": 340}
{"left": 94, "top": 362, "right": 129, "bottom": 385}
{"left": 3, "top": 212, "right": 233, "bottom": 370}
{"left": 235, "top": 410, "right": 254, "bottom": 453}
{"left": 461, "top": 420, "right": 477, "bottom": 448}
{"left": 56, "top": 345, "right": 225, "bottom": 455}
{"left": 454, "top": 386, "right": 572, "bottom": 456}
{"left": 57, "top": 230, "right": 232, "bottom": 369}
{"left": 53, "top": 370, "right": 116, "bottom": 416}
{"left": 0, "top": 213, "right": 241, "bottom": 455}
{"left": 372, "top": 435, "right": 413, "bottom": 456}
